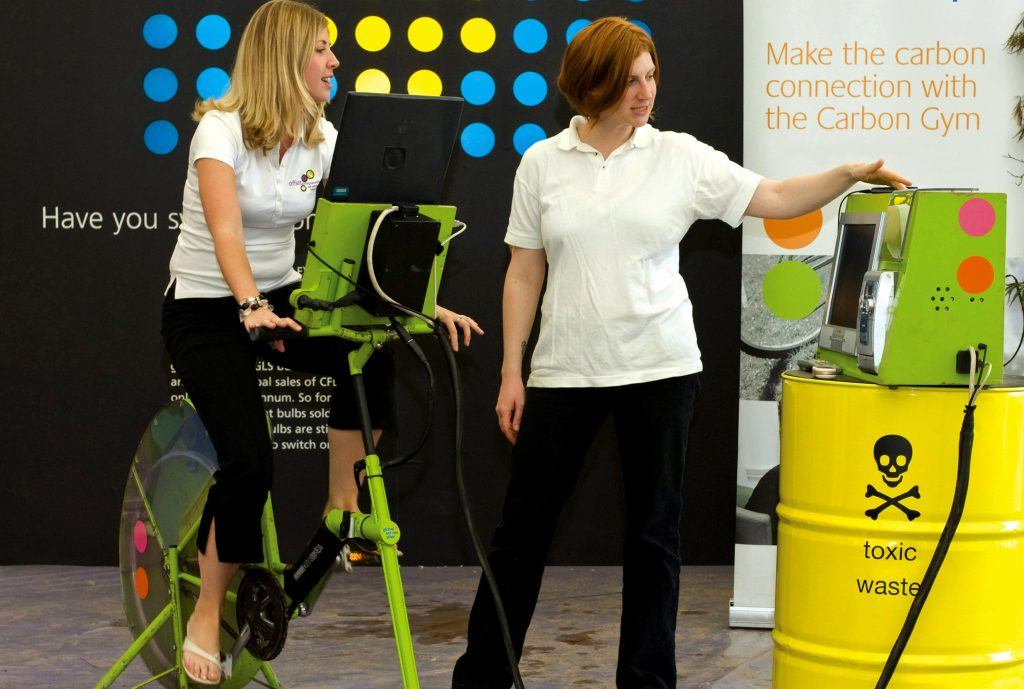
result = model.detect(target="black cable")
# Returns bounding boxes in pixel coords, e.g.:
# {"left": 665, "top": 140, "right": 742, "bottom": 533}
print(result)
{"left": 973, "top": 345, "right": 989, "bottom": 406}
{"left": 380, "top": 317, "right": 435, "bottom": 470}
{"left": 873, "top": 389, "right": 979, "bottom": 688}
{"left": 307, "top": 242, "right": 369, "bottom": 295}
{"left": 306, "top": 240, "right": 435, "bottom": 324}
{"left": 434, "top": 325, "right": 526, "bottom": 689}
{"left": 836, "top": 189, "right": 858, "bottom": 217}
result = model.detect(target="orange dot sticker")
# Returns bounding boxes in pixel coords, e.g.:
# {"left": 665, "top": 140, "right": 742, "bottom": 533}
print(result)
{"left": 957, "top": 256, "right": 993, "bottom": 294}
{"left": 134, "top": 567, "right": 150, "bottom": 600}
{"left": 763, "top": 209, "right": 823, "bottom": 250}
{"left": 133, "top": 520, "right": 148, "bottom": 553}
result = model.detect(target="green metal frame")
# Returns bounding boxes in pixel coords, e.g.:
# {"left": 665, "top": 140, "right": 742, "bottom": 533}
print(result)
{"left": 96, "top": 495, "right": 281, "bottom": 689}
{"left": 99, "top": 200, "right": 454, "bottom": 687}
{"left": 292, "top": 199, "right": 455, "bottom": 338}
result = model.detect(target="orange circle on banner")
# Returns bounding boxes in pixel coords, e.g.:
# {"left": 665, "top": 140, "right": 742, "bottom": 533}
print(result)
{"left": 957, "top": 256, "right": 993, "bottom": 294}
{"left": 135, "top": 567, "right": 150, "bottom": 600}
{"left": 763, "top": 209, "right": 823, "bottom": 250}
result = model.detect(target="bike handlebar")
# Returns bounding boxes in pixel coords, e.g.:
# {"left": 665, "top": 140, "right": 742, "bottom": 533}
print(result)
{"left": 249, "top": 324, "right": 309, "bottom": 342}
{"left": 249, "top": 314, "right": 436, "bottom": 346}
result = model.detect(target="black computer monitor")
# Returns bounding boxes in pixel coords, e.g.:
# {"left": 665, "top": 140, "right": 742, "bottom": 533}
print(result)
{"left": 322, "top": 92, "right": 464, "bottom": 204}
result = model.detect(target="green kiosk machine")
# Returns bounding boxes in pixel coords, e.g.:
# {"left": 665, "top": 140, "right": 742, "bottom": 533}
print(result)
{"left": 814, "top": 188, "right": 1005, "bottom": 384}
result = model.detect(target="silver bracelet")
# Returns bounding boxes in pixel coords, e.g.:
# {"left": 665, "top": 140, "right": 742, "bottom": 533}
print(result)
{"left": 238, "top": 294, "right": 273, "bottom": 321}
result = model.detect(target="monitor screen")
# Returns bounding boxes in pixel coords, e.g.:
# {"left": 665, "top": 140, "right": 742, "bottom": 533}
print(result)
{"left": 827, "top": 223, "right": 877, "bottom": 329}
{"left": 323, "top": 92, "right": 464, "bottom": 205}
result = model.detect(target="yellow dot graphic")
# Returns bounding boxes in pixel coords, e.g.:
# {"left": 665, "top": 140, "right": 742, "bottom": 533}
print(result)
{"left": 355, "top": 16, "right": 390, "bottom": 52}
{"left": 460, "top": 18, "right": 495, "bottom": 53}
{"left": 408, "top": 17, "right": 443, "bottom": 52}
{"left": 355, "top": 69, "right": 391, "bottom": 94}
{"left": 325, "top": 16, "right": 338, "bottom": 46}
{"left": 407, "top": 69, "right": 442, "bottom": 96}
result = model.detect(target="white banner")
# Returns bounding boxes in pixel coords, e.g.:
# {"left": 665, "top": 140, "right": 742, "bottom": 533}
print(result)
{"left": 743, "top": 0, "right": 1024, "bottom": 257}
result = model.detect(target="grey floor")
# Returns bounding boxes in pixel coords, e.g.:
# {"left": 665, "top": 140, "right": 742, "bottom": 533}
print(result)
{"left": 0, "top": 565, "right": 772, "bottom": 689}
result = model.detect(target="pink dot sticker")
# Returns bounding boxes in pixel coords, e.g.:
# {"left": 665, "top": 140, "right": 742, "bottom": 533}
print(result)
{"left": 133, "top": 520, "right": 148, "bottom": 554}
{"left": 958, "top": 198, "right": 995, "bottom": 237}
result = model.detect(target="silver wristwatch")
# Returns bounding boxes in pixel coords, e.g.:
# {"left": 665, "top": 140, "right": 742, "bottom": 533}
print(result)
{"left": 238, "top": 294, "right": 273, "bottom": 321}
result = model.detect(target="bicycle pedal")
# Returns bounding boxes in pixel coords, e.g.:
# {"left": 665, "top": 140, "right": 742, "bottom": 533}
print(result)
{"left": 344, "top": 538, "right": 403, "bottom": 566}
{"left": 222, "top": 628, "right": 248, "bottom": 681}
{"left": 335, "top": 544, "right": 354, "bottom": 574}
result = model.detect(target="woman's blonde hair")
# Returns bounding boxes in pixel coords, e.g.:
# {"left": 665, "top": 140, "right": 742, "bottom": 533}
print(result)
{"left": 193, "top": 0, "right": 328, "bottom": 151}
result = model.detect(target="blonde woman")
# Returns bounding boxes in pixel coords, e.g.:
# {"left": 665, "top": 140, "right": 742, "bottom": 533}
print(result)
{"left": 161, "top": 1, "right": 479, "bottom": 682}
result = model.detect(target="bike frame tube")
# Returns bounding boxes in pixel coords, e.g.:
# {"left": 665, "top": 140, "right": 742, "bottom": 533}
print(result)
{"left": 167, "top": 547, "right": 188, "bottom": 689}
{"left": 363, "top": 452, "right": 419, "bottom": 689}
{"left": 259, "top": 661, "right": 282, "bottom": 689}
{"left": 95, "top": 602, "right": 174, "bottom": 688}
{"left": 261, "top": 494, "right": 285, "bottom": 574}
{"left": 130, "top": 466, "right": 168, "bottom": 552}
{"left": 348, "top": 335, "right": 421, "bottom": 687}
{"left": 349, "top": 341, "right": 379, "bottom": 455}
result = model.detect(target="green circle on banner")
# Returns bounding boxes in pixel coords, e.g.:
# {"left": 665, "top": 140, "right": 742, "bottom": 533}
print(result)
{"left": 762, "top": 261, "right": 821, "bottom": 321}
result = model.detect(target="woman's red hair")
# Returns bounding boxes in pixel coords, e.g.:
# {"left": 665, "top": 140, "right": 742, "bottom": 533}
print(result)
{"left": 557, "top": 17, "right": 659, "bottom": 119}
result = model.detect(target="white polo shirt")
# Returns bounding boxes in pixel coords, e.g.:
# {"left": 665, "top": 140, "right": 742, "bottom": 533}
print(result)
{"left": 505, "top": 116, "right": 762, "bottom": 388}
{"left": 168, "top": 109, "right": 338, "bottom": 298}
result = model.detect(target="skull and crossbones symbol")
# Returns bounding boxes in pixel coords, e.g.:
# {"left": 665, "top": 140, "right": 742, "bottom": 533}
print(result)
{"left": 865, "top": 434, "right": 920, "bottom": 521}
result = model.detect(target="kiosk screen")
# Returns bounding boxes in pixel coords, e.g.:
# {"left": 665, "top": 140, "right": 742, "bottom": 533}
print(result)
{"left": 828, "top": 224, "right": 876, "bottom": 329}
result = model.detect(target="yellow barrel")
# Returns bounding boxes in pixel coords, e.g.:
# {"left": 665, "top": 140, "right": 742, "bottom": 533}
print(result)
{"left": 774, "top": 372, "right": 1024, "bottom": 688}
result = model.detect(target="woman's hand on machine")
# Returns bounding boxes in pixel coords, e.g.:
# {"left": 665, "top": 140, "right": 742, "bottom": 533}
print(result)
{"left": 848, "top": 159, "right": 911, "bottom": 190}
{"left": 435, "top": 305, "right": 484, "bottom": 352}
{"left": 496, "top": 377, "right": 525, "bottom": 445}
{"left": 243, "top": 309, "right": 302, "bottom": 353}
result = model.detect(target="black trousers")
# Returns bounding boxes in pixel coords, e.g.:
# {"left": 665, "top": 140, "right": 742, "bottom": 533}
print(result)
{"left": 452, "top": 374, "right": 699, "bottom": 689}
{"left": 161, "top": 282, "right": 392, "bottom": 563}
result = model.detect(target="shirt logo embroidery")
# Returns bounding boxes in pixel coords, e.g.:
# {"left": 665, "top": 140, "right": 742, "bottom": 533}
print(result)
{"left": 289, "top": 169, "right": 317, "bottom": 192}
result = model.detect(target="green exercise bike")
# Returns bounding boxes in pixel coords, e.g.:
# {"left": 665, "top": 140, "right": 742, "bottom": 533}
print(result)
{"left": 97, "top": 200, "right": 497, "bottom": 689}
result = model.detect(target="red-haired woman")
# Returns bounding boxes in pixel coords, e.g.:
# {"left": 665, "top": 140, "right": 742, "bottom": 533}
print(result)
{"left": 452, "top": 16, "right": 908, "bottom": 689}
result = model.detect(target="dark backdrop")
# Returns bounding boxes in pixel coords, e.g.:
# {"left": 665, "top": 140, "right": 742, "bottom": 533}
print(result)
{"left": 0, "top": 0, "right": 742, "bottom": 566}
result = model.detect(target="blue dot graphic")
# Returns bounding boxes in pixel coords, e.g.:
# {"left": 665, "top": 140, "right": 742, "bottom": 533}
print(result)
{"left": 143, "top": 14, "right": 177, "bottom": 49}
{"left": 631, "top": 19, "right": 652, "bottom": 36}
{"left": 144, "top": 120, "right": 179, "bottom": 155}
{"left": 513, "top": 124, "right": 546, "bottom": 155}
{"left": 461, "top": 123, "right": 495, "bottom": 158}
{"left": 513, "top": 72, "right": 547, "bottom": 107}
{"left": 461, "top": 71, "right": 495, "bottom": 106}
{"left": 196, "top": 67, "right": 230, "bottom": 99}
{"left": 196, "top": 15, "right": 231, "bottom": 50}
{"left": 513, "top": 19, "right": 547, "bottom": 54}
{"left": 143, "top": 68, "right": 178, "bottom": 103}
{"left": 329, "top": 77, "right": 338, "bottom": 101}
{"left": 566, "top": 19, "right": 591, "bottom": 44}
